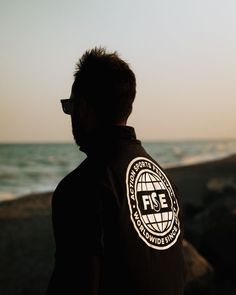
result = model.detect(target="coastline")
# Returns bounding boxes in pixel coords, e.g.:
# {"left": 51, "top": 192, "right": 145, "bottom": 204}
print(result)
{"left": 167, "top": 153, "right": 236, "bottom": 205}
{"left": 1, "top": 139, "right": 235, "bottom": 204}
{"left": 0, "top": 154, "right": 235, "bottom": 294}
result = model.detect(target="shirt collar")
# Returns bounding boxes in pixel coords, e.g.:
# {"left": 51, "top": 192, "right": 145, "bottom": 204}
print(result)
{"left": 79, "top": 125, "right": 138, "bottom": 156}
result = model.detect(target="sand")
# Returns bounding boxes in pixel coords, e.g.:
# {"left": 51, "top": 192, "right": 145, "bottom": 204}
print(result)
{"left": 0, "top": 192, "right": 54, "bottom": 295}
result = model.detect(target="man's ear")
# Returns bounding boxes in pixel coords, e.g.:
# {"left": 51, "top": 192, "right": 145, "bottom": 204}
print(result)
{"left": 78, "top": 99, "right": 98, "bottom": 130}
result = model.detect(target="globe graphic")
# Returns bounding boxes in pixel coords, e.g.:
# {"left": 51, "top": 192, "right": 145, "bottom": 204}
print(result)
{"left": 136, "top": 171, "right": 173, "bottom": 234}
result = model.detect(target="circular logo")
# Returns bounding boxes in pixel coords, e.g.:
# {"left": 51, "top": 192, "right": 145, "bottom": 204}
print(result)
{"left": 126, "top": 157, "right": 180, "bottom": 250}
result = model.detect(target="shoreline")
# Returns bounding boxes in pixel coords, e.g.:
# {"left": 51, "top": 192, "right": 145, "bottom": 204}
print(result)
{"left": 167, "top": 153, "right": 236, "bottom": 206}
{"left": 1, "top": 153, "right": 235, "bottom": 204}
{"left": 1, "top": 152, "right": 233, "bottom": 207}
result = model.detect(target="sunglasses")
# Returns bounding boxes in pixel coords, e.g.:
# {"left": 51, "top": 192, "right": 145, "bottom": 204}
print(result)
{"left": 60, "top": 99, "right": 75, "bottom": 115}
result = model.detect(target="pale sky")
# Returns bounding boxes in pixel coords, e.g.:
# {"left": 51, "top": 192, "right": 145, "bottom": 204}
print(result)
{"left": 1, "top": 0, "right": 236, "bottom": 142}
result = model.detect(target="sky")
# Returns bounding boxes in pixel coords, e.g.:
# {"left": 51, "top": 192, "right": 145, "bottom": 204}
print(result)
{"left": 1, "top": 0, "right": 236, "bottom": 142}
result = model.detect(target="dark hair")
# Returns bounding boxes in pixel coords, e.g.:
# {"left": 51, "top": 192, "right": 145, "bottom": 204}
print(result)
{"left": 72, "top": 47, "right": 136, "bottom": 124}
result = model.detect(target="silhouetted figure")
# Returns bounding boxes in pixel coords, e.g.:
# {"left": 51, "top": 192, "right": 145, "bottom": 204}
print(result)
{"left": 46, "top": 47, "right": 186, "bottom": 295}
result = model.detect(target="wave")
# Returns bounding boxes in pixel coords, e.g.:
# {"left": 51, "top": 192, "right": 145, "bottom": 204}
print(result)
{"left": 0, "top": 140, "right": 235, "bottom": 202}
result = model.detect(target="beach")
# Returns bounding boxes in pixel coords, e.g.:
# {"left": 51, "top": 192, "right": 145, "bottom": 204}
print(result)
{"left": 0, "top": 154, "right": 235, "bottom": 295}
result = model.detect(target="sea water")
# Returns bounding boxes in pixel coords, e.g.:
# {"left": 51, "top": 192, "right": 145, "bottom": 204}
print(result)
{"left": 0, "top": 139, "right": 235, "bottom": 202}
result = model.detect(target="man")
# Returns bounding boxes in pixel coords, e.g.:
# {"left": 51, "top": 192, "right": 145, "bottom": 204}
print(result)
{"left": 46, "top": 47, "right": 186, "bottom": 295}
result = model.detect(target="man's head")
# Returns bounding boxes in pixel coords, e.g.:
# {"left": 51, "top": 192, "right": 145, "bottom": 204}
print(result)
{"left": 67, "top": 47, "right": 136, "bottom": 145}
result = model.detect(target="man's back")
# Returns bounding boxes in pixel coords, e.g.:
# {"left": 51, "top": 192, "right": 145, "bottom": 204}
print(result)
{"left": 47, "top": 126, "right": 186, "bottom": 294}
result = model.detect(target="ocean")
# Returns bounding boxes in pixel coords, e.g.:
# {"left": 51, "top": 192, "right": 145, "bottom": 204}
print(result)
{"left": 0, "top": 139, "right": 236, "bottom": 202}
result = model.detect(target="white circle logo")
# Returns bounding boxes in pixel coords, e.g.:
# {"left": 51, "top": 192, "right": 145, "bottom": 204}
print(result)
{"left": 126, "top": 157, "right": 180, "bottom": 250}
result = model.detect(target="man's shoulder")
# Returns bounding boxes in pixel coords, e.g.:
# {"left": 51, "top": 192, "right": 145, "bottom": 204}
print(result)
{"left": 54, "top": 156, "right": 109, "bottom": 193}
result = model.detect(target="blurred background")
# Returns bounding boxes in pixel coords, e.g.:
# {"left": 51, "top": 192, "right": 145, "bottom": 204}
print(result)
{"left": 1, "top": 1, "right": 236, "bottom": 294}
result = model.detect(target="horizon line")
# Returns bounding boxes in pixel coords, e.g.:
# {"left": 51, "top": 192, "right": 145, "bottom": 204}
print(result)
{"left": 1, "top": 137, "right": 236, "bottom": 144}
